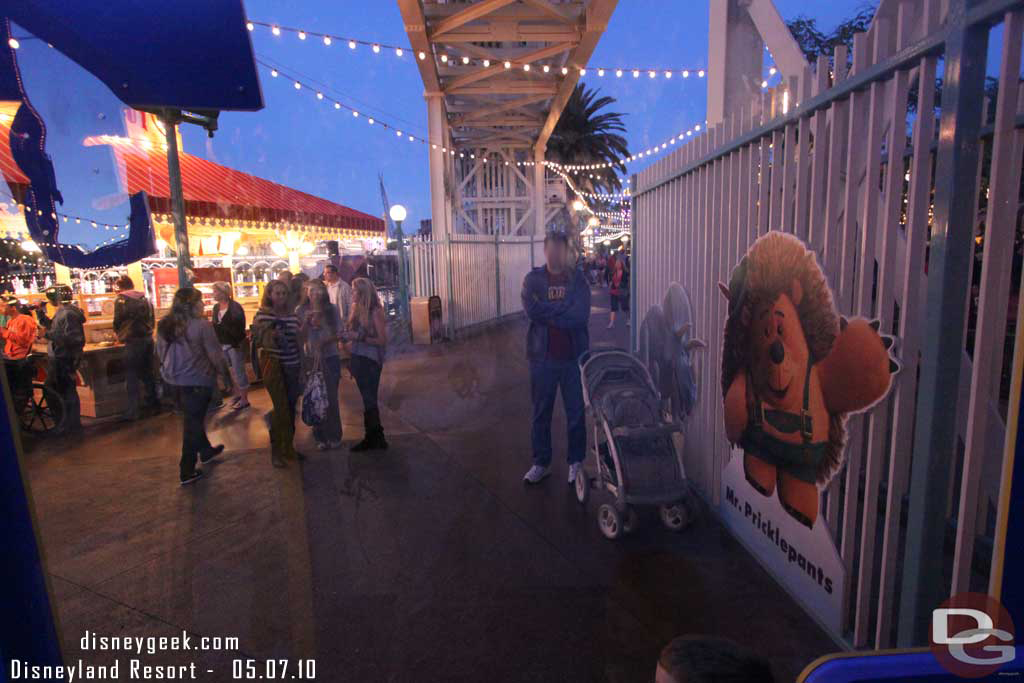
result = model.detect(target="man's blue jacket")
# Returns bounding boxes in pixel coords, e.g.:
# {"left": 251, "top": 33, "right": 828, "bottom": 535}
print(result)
{"left": 521, "top": 266, "right": 591, "bottom": 363}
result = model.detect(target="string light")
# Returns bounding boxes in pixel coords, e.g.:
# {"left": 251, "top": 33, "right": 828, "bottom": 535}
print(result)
{"left": 260, "top": 58, "right": 710, "bottom": 175}
{"left": 247, "top": 20, "right": 710, "bottom": 80}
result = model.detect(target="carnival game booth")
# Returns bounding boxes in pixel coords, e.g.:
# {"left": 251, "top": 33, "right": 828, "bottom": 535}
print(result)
{"left": 1, "top": 110, "right": 385, "bottom": 419}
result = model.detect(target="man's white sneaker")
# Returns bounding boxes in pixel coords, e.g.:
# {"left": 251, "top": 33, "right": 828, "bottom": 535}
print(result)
{"left": 523, "top": 465, "right": 550, "bottom": 485}
{"left": 568, "top": 462, "right": 583, "bottom": 485}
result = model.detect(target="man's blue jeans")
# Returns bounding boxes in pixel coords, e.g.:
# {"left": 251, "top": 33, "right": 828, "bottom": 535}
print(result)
{"left": 530, "top": 360, "right": 586, "bottom": 467}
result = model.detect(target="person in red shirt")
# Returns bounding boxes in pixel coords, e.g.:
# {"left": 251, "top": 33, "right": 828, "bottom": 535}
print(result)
{"left": 521, "top": 232, "right": 591, "bottom": 485}
{"left": 608, "top": 257, "right": 630, "bottom": 328}
{"left": 1, "top": 296, "right": 38, "bottom": 360}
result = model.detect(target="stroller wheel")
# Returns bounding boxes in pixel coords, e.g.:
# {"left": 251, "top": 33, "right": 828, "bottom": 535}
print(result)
{"left": 598, "top": 504, "right": 623, "bottom": 540}
{"left": 574, "top": 466, "right": 589, "bottom": 504}
{"left": 659, "top": 502, "right": 690, "bottom": 532}
{"left": 622, "top": 506, "right": 639, "bottom": 534}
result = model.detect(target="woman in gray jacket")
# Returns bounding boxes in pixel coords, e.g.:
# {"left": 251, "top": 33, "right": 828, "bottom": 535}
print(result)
{"left": 157, "top": 288, "right": 231, "bottom": 485}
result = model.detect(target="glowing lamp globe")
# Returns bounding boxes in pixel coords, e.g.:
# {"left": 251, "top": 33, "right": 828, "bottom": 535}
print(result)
{"left": 588, "top": 216, "right": 599, "bottom": 227}
{"left": 389, "top": 204, "right": 407, "bottom": 223}
{"left": 20, "top": 240, "right": 41, "bottom": 252}
{"left": 572, "top": 199, "right": 584, "bottom": 212}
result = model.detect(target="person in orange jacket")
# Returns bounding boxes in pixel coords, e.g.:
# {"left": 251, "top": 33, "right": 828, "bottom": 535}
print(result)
{"left": 1, "top": 296, "right": 38, "bottom": 360}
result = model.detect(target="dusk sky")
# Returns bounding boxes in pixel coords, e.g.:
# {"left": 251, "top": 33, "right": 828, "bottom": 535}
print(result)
{"left": 11, "top": 1, "right": 874, "bottom": 248}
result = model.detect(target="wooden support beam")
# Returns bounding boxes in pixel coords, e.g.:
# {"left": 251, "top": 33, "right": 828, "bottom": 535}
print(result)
{"left": 535, "top": 0, "right": 619, "bottom": 149}
{"left": 443, "top": 42, "right": 575, "bottom": 92}
{"left": 396, "top": 0, "right": 440, "bottom": 93}
{"left": 431, "top": 0, "right": 517, "bottom": 37}
{"left": 448, "top": 82, "right": 559, "bottom": 96}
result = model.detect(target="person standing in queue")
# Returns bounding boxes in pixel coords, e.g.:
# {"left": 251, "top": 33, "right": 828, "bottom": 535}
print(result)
{"left": 608, "top": 257, "right": 630, "bottom": 329}
{"left": 343, "top": 278, "right": 388, "bottom": 452}
{"left": 253, "top": 280, "right": 304, "bottom": 467}
{"left": 1, "top": 296, "right": 38, "bottom": 360}
{"left": 520, "top": 231, "right": 591, "bottom": 485}
{"left": 39, "top": 286, "right": 85, "bottom": 434}
{"left": 156, "top": 288, "right": 229, "bottom": 486}
{"left": 113, "top": 275, "right": 159, "bottom": 419}
{"left": 211, "top": 282, "right": 250, "bottom": 411}
{"left": 298, "top": 280, "right": 344, "bottom": 450}
{"left": 322, "top": 263, "right": 352, "bottom": 322}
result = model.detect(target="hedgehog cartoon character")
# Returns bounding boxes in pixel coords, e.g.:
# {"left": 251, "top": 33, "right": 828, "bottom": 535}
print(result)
{"left": 718, "top": 233, "right": 899, "bottom": 529}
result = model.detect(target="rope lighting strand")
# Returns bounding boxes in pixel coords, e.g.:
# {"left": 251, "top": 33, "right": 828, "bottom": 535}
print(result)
{"left": 248, "top": 19, "right": 710, "bottom": 78}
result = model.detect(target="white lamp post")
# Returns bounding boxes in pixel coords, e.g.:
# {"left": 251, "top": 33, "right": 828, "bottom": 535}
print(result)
{"left": 389, "top": 204, "right": 409, "bottom": 320}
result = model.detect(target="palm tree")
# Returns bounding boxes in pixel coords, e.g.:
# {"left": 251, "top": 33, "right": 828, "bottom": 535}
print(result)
{"left": 547, "top": 83, "right": 629, "bottom": 195}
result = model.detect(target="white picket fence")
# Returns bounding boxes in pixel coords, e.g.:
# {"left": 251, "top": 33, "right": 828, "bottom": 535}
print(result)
{"left": 409, "top": 234, "right": 545, "bottom": 334}
{"left": 632, "top": 0, "right": 1024, "bottom": 649}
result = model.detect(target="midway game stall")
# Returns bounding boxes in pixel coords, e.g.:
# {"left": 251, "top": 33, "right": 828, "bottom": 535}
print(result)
{"left": 1, "top": 109, "right": 384, "bottom": 419}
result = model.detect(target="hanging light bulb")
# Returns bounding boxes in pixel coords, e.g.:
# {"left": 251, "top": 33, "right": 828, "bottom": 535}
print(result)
{"left": 616, "top": 69, "right": 623, "bottom": 77}
{"left": 483, "top": 59, "right": 490, "bottom": 67}
{"left": 297, "top": 31, "right": 306, "bottom": 40}
{"left": 598, "top": 68, "right": 605, "bottom": 77}
{"left": 316, "top": 91, "right": 323, "bottom": 99}
{"left": 271, "top": 26, "right": 280, "bottom": 36}
{"left": 368, "top": 117, "right": 374, "bottom": 124}
{"left": 246, "top": 22, "right": 254, "bottom": 31}
{"left": 698, "top": 69, "right": 705, "bottom": 77}
{"left": 648, "top": 70, "right": 656, "bottom": 78}
{"left": 418, "top": 51, "right": 426, "bottom": 60}
{"left": 352, "top": 110, "right": 358, "bottom": 117}
{"left": 349, "top": 39, "right": 357, "bottom": 49}
{"left": 372, "top": 44, "right": 380, "bottom": 53}
{"left": 294, "top": 81, "right": 301, "bottom": 89}
{"left": 323, "top": 36, "right": 332, "bottom": 46}
{"left": 665, "top": 71, "right": 672, "bottom": 78}
{"left": 542, "top": 64, "right": 550, "bottom": 73}
{"left": 462, "top": 55, "right": 470, "bottom": 64}
{"left": 334, "top": 102, "right": 341, "bottom": 109}
{"left": 504, "top": 60, "right": 511, "bottom": 69}
{"left": 396, "top": 47, "right": 403, "bottom": 57}
{"left": 441, "top": 54, "right": 449, "bottom": 63}
{"left": 769, "top": 66, "right": 777, "bottom": 75}
{"left": 579, "top": 68, "right": 586, "bottom": 76}
{"left": 523, "top": 63, "right": 530, "bottom": 71}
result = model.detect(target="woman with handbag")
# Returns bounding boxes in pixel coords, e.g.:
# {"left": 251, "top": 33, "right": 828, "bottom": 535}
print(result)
{"left": 211, "top": 281, "right": 250, "bottom": 410}
{"left": 252, "top": 280, "right": 304, "bottom": 467}
{"left": 156, "top": 288, "right": 231, "bottom": 485}
{"left": 343, "top": 278, "right": 388, "bottom": 452}
{"left": 297, "top": 280, "right": 344, "bottom": 450}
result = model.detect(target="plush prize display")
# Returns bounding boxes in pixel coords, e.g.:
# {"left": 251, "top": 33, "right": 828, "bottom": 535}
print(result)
{"left": 719, "top": 233, "right": 899, "bottom": 529}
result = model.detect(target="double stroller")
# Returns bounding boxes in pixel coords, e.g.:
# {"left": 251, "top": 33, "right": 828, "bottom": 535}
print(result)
{"left": 574, "top": 349, "right": 698, "bottom": 539}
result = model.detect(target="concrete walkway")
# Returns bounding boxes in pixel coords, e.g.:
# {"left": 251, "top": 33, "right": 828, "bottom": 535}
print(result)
{"left": 22, "top": 287, "right": 835, "bottom": 682}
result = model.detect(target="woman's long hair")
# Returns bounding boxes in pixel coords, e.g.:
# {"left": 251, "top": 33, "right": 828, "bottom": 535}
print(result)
{"left": 349, "top": 277, "right": 381, "bottom": 329}
{"left": 305, "top": 280, "right": 337, "bottom": 331}
{"left": 157, "top": 288, "right": 202, "bottom": 343}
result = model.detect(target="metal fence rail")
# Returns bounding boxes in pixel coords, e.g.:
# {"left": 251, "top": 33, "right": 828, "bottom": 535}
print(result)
{"left": 632, "top": 0, "right": 1024, "bottom": 649}
{"left": 409, "top": 234, "right": 542, "bottom": 334}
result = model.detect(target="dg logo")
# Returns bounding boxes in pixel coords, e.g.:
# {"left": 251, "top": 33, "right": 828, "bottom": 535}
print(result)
{"left": 931, "top": 592, "right": 1016, "bottom": 678}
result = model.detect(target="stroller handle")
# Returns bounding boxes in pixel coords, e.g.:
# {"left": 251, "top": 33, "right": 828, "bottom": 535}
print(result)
{"left": 577, "top": 347, "right": 631, "bottom": 371}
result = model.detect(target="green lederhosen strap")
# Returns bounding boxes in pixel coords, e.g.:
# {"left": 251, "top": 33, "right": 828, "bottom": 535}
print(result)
{"left": 739, "top": 361, "right": 827, "bottom": 484}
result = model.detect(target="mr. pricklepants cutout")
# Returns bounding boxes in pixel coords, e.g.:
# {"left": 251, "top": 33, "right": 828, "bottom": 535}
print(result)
{"left": 719, "top": 233, "right": 899, "bottom": 529}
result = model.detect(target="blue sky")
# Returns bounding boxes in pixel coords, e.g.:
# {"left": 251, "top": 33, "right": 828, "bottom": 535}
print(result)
{"left": 11, "top": 1, "right": 873, "bottom": 246}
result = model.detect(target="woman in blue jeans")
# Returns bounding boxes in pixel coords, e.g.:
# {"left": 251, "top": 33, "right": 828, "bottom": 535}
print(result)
{"left": 157, "top": 288, "right": 230, "bottom": 485}
{"left": 343, "top": 278, "right": 388, "bottom": 452}
{"left": 298, "top": 280, "right": 344, "bottom": 450}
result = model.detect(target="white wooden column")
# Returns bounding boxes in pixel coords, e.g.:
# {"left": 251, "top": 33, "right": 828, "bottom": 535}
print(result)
{"left": 427, "top": 93, "right": 448, "bottom": 240}
{"left": 533, "top": 145, "right": 546, "bottom": 235}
